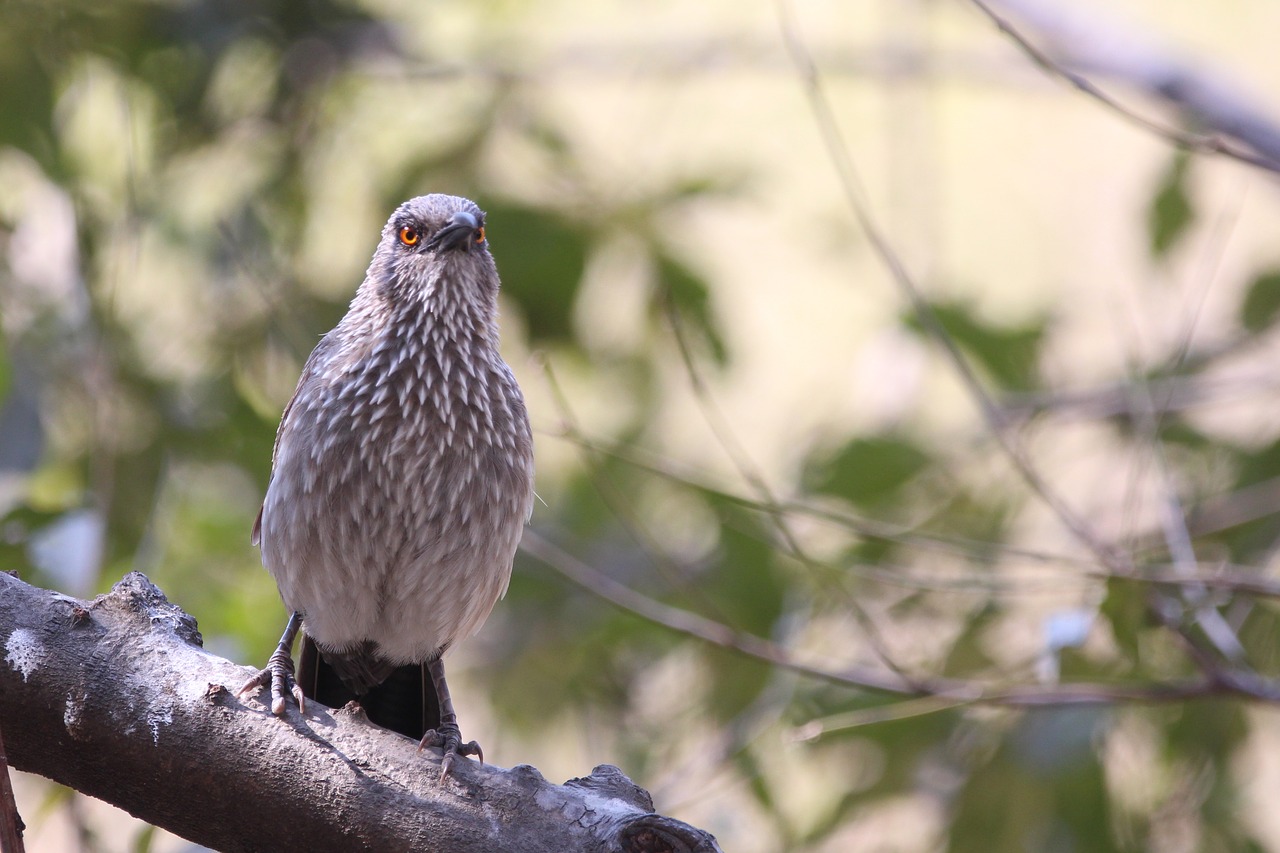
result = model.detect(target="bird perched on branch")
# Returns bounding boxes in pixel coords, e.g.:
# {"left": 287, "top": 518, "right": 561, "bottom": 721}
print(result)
{"left": 240, "top": 194, "right": 535, "bottom": 776}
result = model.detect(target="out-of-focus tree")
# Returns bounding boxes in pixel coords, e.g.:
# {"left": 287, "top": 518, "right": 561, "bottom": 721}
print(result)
{"left": 6, "top": 0, "right": 1280, "bottom": 850}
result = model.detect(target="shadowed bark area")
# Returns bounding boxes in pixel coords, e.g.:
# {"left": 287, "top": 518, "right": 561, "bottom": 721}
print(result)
{"left": 0, "top": 571, "right": 720, "bottom": 853}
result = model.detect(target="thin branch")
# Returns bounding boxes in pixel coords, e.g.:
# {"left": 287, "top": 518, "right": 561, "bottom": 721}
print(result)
{"left": 967, "top": 0, "right": 1280, "bottom": 173}
{"left": 775, "top": 0, "right": 1130, "bottom": 574}
{"left": 522, "top": 528, "right": 1280, "bottom": 707}
{"left": 542, "top": 422, "right": 1080, "bottom": 565}
{"left": 538, "top": 359, "right": 736, "bottom": 625}
{"left": 1001, "top": 370, "right": 1280, "bottom": 422}
{"left": 790, "top": 695, "right": 976, "bottom": 741}
{"left": 522, "top": 528, "right": 909, "bottom": 694}
{"left": 1123, "top": 337, "right": 1247, "bottom": 663}
{"left": 775, "top": 0, "right": 1274, "bottom": 692}
{"left": 660, "top": 300, "right": 913, "bottom": 684}
{"left": 383, "top": 41, "right": 1061, "bottom": 87}
{"left": 1114, "top": 177, "right": 1251, "bottom": 664}
{"left": 543, "top": 423, "right": 1280, "bottom": 600}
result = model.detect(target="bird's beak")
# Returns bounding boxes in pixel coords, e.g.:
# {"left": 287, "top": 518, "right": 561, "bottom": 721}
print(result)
{"left": 427, "top": 211, "right": 482, "bottom": 254}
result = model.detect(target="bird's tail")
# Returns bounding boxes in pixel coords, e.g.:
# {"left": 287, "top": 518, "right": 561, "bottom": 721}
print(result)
{"left": 297, "top": 633, "right": 440, "bottom": 740}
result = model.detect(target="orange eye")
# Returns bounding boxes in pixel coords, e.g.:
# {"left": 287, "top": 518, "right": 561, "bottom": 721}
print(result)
{"left": 475, "top": 226, "right": 485, "bottom": 243}
{"left": 398, "top": 226, "right": 420, "bottom": 247}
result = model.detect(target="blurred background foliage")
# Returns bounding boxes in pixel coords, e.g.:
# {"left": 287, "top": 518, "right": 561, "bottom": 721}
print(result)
{"left": 6, "top": 0, "right": 1280, "bottom": 851}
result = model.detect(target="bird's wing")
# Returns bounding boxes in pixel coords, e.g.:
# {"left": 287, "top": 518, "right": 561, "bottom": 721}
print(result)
{"left": 252, "top": 333, "right": 339, "bottom": 546}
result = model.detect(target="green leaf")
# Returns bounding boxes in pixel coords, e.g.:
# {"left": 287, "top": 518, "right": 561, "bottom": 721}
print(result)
{"left": 1098, "top": 577, "right": 1149, "bottom": 664}
{"left": 1196, "top": 436, "right": 1280, "bottom": 561}
{"left": 1156, "top": 420, "right": 1210, "bottom": 450}
{"left": 703, "top": 510, "right": 785, "bottom": 636}
{"left": 905, "top": 300, "right": 1047, "bottom": 391}
{"left": 1240, "top": 269, "right": 1280, "bottom": 333}
{"left": 939, "top": 602, "right": 1001, "bottom": 676}
{"left": 1165, "top": 701, "right": 1247, "bottom": 761}
{"left": 1233, "top": 436, "right": 1280, "bottom": 490}
{"left": 476, "top": 201, "right": 589, "bottom": 343}
{"left": 654, "top": 251, "right": 728, "bottom": 365}
{"left": 0, "top": 504, "right": 65, "bottom": 580}
{"left": 804, "top": 435, "right": 931, "bottom": 509}
{"left": 950, "top": 709, "right": 1119, "bottom": 853}
{"left": 1148, "top": 151, "right": 1195, "bottom": 259}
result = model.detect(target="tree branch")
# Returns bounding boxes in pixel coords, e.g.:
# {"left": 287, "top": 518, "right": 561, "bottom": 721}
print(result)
{"left": 0, "top": 716, "right": 22, "bottom": 853}
{"left": 969, "top": 0, "right": 1280, "bottom": 172}
{"left": 0, "top": 571, "right": 720, "bottom": 853}
{"left": 522, "top": 530, "right": 1280, "bottom": 708}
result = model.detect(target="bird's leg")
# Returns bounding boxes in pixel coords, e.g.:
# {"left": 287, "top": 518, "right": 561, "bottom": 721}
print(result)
{"left": 237, "top": 611, "right": 306, "bottom": 716}
{"left": 417, "top": 657, "right": 482, "bottom": 779}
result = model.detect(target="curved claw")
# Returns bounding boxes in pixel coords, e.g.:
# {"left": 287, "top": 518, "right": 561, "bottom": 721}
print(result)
{"left": 240, "top": 658, "right": 302, "bottom": 716}
{"left": 243, "top": 612, "right": 306, "bottom": 717}
{"left": 418, "top": 723, "right": 483, "bottom": 780}
{"left": 236, "top": 668, "right": 272, "bottom": 700}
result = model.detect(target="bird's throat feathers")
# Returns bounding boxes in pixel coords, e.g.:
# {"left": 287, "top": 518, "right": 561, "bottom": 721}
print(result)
{"left": 346, "top": 254, "right": 501, "bottom": 352}
{"left": 321, "top": 258, "right": 509, "bottom": 433}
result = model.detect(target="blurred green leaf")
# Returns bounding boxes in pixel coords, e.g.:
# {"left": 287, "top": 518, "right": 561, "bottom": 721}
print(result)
{"left": 804, "top": 434, "right": 931, "bottom": 509}
{"left": 1240, "top": 268, "right": 1280, "bottom": 333}
{"left": 905, "top": 300, "right": 1047, "bottom": 391}
{"left": 1156, "top": 420, "right": 1212, "bottom": 450}
{"left": 733, "top": 748, "right": 792, "bottom": 844}
{"left": 0, "top": 505, "right": 64, "bottom": 580}
{"left": 132, "top": 815, "right": 157, "bottom": 853}
{"left": 1099, "top": 578, "right": 1150, "bottom": 665}
{"left": 1232, "top": 436, "right": 1280, "bottom": 491}
{"left": 480, "top": 201, "right": 588, "bottom": 343}
{"left": 1185, "top": 436, "right": 1280, "bottom": 562}
{"left": 940, "top": 601, "right": 1001, "bottom": 676}
{"left": 703, "top": 510, "right": 785, "bottom": 637}
{"left": 1148, "top": 150, "right": 1195, "bottom": 259}
{"left": 694, "top": 506, "right": 786, "bottom": 719}
{"left": 655, "top": 251, "right": 728, "bottom": 365}
{"left": 1235, "top": 598, "right": 1280, "bottom": 672}
{"left": 951, "top": 709, "right": 1118, "bottom": 853}
{"left": 1165, "top": 700, "right": 1247, "bottom": 759}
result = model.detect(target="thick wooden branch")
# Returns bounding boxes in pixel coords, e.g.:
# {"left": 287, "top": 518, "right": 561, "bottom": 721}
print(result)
{"left": 0, "top": 571, "right": 720, "bottom": 853}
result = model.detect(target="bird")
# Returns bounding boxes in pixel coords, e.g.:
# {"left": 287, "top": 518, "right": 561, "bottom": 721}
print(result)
{"left": 239, "top": 194, "right": 535, "bottom": 777}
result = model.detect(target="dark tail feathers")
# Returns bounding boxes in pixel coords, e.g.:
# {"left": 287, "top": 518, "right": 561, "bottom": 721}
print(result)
{"left": 297, "top": 634, "right": 440, "bottom": 740}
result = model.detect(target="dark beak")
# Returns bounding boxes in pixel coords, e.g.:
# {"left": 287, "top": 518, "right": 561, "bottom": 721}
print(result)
{"left": 427, "top": 211, "right": 481, "bottom": 253}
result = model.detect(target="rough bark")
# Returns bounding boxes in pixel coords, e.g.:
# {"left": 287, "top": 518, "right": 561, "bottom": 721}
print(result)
{"left": 0, "top": 571, "right": 720, "bottom": 853}
{"left": 0, "top": 716, "right": 23, "bottom": 853}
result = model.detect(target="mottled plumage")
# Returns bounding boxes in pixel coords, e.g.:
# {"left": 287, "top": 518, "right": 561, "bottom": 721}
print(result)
{"left": 242, "top": 194, "right": 534, "bottom": 771}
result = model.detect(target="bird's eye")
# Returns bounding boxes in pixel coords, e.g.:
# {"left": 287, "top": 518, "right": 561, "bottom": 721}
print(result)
{"left": 475, "top": 226, "right": 485, "bottom": 244}
{"left": 398, "top": 226, "right": 420, "bottom": 247}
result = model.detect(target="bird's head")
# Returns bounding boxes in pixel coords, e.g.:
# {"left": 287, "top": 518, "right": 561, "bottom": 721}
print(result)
{"left": 367, "top": 194, "right": 499, "bottom": 323}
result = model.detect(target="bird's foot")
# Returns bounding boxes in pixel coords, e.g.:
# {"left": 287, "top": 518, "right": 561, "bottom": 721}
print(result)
{"left": 417, "top": 720, "right": 483, "bottom": 779}
{"left": 238, "top": 642, "right": 305, "bottom": 716}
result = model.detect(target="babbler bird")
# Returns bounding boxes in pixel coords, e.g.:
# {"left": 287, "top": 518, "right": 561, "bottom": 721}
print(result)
{"left": 240, "top": 194, "right": 535, "bottom": 775}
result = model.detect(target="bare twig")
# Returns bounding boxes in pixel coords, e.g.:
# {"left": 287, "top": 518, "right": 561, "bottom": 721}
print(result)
{"left": 775, "top": 0, "right": 1265, "bottom": 690}
{"left": 1122, "top": 337, "right": 1247, "bottom": 663}
{"left": 775, "top": 0, "right": 1129, "bottom": 573}
{"left": 537, "top": 359, "right": 739, "bottom": 628}
{"left": 545, "top": 423, "right": 1280, "bottom": 600}
{"left": 660, "top": 300, "right": 914, "bottom": 683}
{"left": 523, "top": 528, "right": 1280, "bottom": 706}
{"left": 1002, "top": 370, "right": 1280, "bottom": 422}
{"left": 967, "top": 0, "right": 1280, "bottom": 173}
